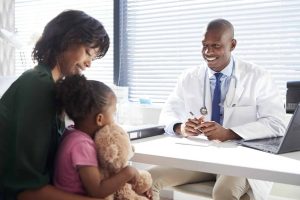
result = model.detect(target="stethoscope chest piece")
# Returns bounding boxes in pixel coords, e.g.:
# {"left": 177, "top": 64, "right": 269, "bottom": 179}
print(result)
{"left": 200, "top": 106, "right": 208, "bottom": 115}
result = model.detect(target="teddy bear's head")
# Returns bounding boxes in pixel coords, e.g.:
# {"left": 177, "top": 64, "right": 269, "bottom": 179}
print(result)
{"left": 95, "top": 123, "right": 153, "bottom": 200}
{"left": 95, "top": 123, "right": 134, "bottom": 175}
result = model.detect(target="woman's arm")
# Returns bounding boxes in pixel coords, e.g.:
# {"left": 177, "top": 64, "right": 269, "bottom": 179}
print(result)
{"left": 79, "top": 165, "right": 140, "bottom": 198}
{"left": 17, "top": 184, "right": 103, "bottom": 200}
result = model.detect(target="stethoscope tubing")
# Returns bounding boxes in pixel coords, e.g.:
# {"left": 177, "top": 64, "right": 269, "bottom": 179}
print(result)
{"left": 201, "top": 61, "right": 237, "bottom": 115}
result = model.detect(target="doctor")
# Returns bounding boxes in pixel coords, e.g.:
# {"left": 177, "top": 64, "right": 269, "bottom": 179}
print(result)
{"left": 149, "top": 19, "right": 286, "bottom": 200}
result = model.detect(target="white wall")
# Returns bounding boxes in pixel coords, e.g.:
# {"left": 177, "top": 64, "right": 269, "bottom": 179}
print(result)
{"left": 0, "top": 75, "right": 17, "bottom": 97}
{"left": 0, "top": 0, "right": 15, "bottom": 76}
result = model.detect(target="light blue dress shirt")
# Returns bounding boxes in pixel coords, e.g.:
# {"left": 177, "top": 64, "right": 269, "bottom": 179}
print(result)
{"left": 207, "top": 57, "right": 234, "bottom": 125}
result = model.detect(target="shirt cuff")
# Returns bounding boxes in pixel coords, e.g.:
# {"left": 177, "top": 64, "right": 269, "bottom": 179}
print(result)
{"left": 165, "top": 120, "right": 182, "bottom": 135}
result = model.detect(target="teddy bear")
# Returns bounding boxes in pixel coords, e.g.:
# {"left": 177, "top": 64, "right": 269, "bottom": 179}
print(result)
{"left": 94, "top": 123, "right": 153, "bottom": 200}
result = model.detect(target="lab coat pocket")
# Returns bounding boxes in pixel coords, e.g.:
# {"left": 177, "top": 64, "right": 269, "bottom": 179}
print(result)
{"left": 226, "top": 105, "right": 257, "bottom": 127}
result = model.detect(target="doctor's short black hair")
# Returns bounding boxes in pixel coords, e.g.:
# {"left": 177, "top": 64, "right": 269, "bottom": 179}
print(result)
{"left": 32, "top": 9, "right": 110, "bottom": 69}
{"left": 55, "top": 74, "right": 115, "bottom": 122}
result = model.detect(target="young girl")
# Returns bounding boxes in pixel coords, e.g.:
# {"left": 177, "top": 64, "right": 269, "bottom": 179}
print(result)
{"left": 53, "top": 74, "right": 150, "bottom": 199}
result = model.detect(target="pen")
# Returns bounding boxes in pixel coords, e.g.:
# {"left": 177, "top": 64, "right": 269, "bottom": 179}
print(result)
{"left": 189, "top": 111, "right": 195, "bottom": 117}
{"left": 189, "top": 111, "right": 203, "bottom": 133}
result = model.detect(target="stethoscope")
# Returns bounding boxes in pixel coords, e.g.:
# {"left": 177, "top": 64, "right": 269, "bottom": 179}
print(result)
{"left": 200, "top": 61, "right": 237, "bottom": 116}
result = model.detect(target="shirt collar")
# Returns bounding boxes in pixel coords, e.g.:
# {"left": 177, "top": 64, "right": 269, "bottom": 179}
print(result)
{"left": 208, "top": 56, "right": 234, "bottom": 79}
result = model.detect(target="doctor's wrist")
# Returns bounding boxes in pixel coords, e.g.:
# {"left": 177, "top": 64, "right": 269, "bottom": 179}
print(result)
{"left": 226, "top": 129, "right": 242, "bottom": 140}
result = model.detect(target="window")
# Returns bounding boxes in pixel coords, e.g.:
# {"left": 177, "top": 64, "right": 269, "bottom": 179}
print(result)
{"left": 123, "top": 0, "right": 300, "bottom": 104}
{"left": 15, "top": 0, "right": 114, "bottom": 84}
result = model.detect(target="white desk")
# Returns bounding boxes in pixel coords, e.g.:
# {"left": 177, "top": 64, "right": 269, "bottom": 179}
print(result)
{"left": 131, "top": 135, "right": 300, "bottom": 186}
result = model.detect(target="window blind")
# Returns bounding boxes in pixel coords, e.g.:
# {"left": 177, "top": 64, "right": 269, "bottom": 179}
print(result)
{"left": 15, "top": 0, "right": 114, "bottom": 84}
{"left": 123, "top": 0, "right": 300, "bottom": 104}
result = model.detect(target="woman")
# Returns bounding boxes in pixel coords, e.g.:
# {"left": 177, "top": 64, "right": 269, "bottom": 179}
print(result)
{"left": 0, "top": 10, "right": 109, "bottom": 200}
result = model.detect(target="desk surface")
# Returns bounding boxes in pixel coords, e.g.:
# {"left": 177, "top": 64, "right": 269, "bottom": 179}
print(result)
{"left": 131, "top": 135, "right": 300, "bottom": 186}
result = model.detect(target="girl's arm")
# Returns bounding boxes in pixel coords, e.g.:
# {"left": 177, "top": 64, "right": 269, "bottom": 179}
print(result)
{"left": 79, "top": 165, "right": 140, "bottom": 198}
{"left": 18, "top": 184, "right": 103, "bottom": 200}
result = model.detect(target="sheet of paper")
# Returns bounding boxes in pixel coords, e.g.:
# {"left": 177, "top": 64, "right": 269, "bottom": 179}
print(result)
{"left": 175, "top": 135, "right": 214, "bottom": 147}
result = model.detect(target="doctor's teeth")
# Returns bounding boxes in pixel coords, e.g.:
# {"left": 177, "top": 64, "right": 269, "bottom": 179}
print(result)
{"left": 206, "top": 57, "right": 216, "bottom": 61}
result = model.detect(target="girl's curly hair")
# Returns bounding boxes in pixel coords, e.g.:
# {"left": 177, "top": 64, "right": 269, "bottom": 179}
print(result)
{"left": 55, "top": 74, "right": 115, "bottom": 122}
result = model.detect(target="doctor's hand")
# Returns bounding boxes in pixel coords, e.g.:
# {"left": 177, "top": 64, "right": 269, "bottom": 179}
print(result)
{"left": 174, "top": 117, "right": 204, "bottom": 137}
{"left": 197, "top": 121, "right": 241, "bottom": 142}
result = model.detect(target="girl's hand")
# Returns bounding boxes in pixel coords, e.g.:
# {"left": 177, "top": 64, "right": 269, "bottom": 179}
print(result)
{"left": 143, "top": 188, "right": 152, "bottom": 200}
{"left": 126, "top": 166, "right": 140, "bottom": 185}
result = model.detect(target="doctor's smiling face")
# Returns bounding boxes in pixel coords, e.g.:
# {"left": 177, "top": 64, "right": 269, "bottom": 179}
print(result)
{"left": 201, "top": 19, "right": 236, "bottom": 72}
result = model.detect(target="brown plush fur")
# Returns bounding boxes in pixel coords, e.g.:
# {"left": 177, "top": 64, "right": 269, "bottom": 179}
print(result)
{"left": 94, "top": 123, "right": 152, "bottom": 200}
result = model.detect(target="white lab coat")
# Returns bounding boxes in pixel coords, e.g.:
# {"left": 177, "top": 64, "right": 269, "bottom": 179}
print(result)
{"left": 159, "top": 57, "right": 286, "bottom": 200}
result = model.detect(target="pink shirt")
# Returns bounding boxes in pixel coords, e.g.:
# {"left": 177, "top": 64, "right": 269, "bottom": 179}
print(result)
{"left": 54, "top": 126, "right": 98, "bottom": 195}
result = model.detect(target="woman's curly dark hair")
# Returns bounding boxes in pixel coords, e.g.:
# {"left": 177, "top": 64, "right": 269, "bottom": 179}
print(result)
{"left": 32, "top": 10, "right": 110, "bottom": 69}
{"left": 55, "top": 74, "right": 115, "bottom": 122}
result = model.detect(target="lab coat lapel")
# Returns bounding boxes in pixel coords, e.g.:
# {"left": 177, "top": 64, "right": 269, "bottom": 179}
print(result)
{"left": 204, "top": 70, "right": 212, "bottom": 121}
{"left": 223, "top": 61, "right": 244, "bottom": 125}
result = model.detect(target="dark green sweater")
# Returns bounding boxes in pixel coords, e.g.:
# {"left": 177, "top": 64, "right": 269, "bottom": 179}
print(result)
{"left": 0, "top": 64, "right": 64, "bottom": 200}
